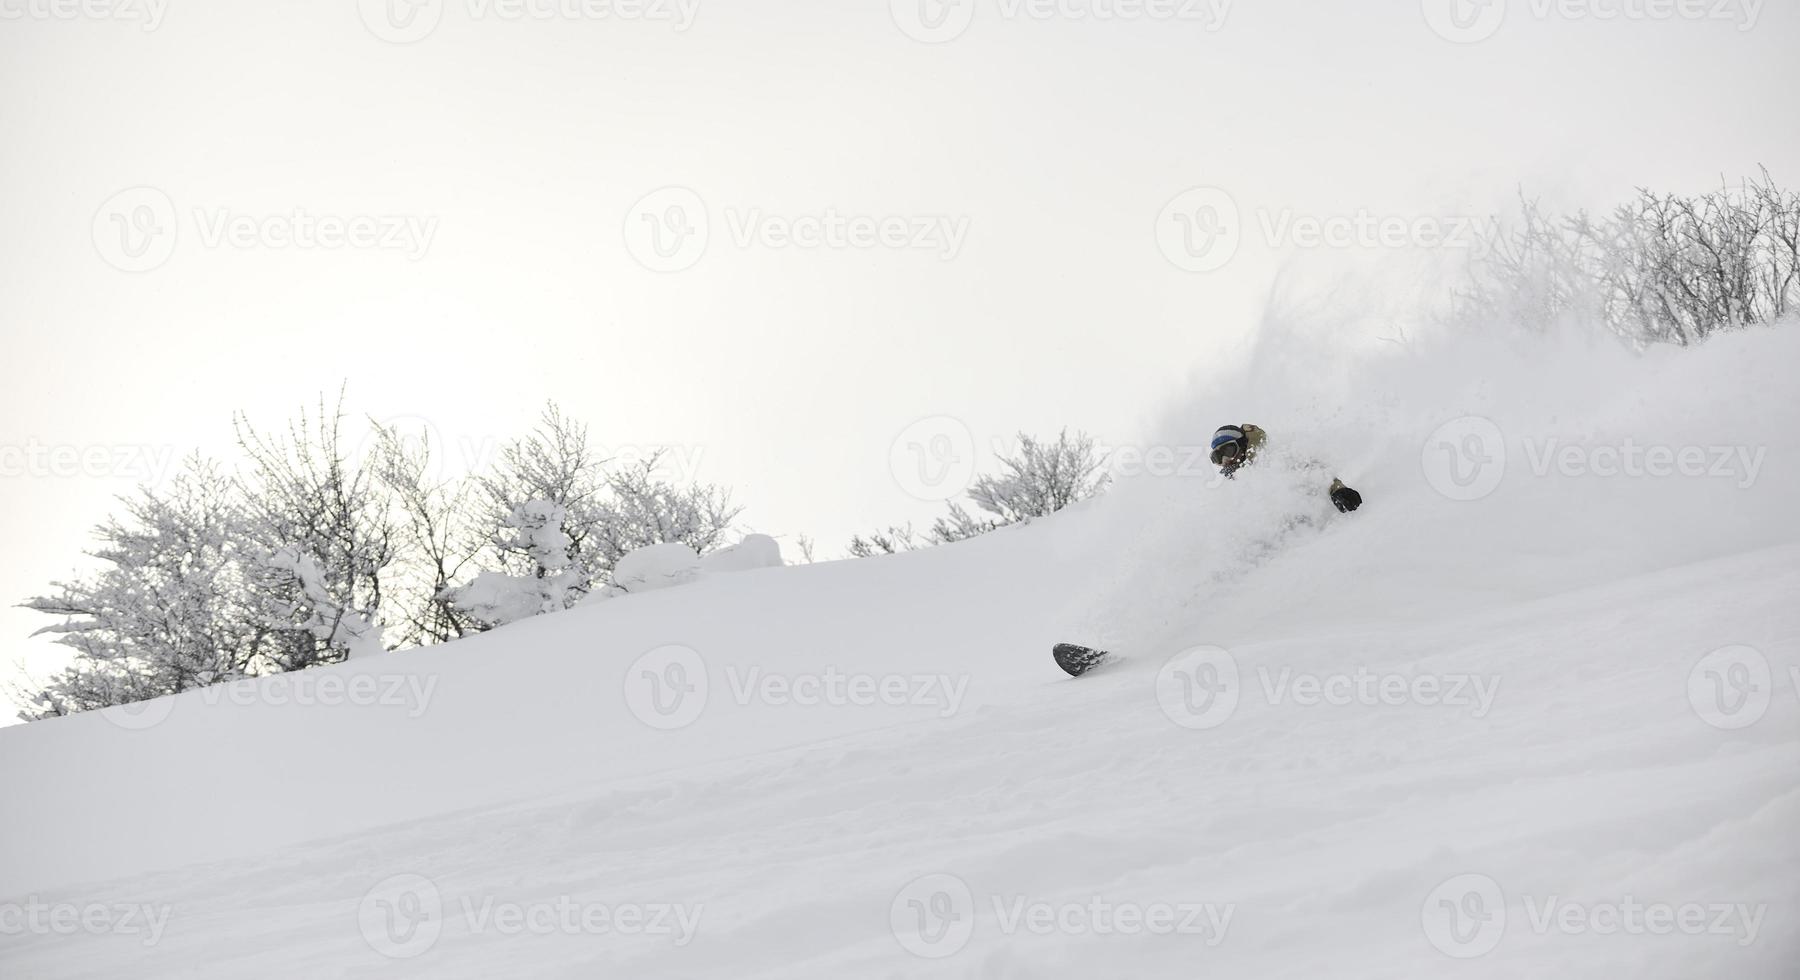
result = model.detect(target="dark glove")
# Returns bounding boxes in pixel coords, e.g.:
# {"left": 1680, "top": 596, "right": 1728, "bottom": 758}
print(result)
{"left": 1330, "top": 483, "right": 1362, "bottom": 513}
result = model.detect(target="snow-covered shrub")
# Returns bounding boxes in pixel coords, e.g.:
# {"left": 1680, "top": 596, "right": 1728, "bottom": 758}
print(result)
{"left": 369, "top": 420, "right": 486, "bottom": 645}
{"left": 588, "top": 454, "right": 741, "bottom": 575}
{"left": 475, "top": 405, "right": 740, "bottom": 608}
{"left": 17, "top": 396, "right": 754, "bottom": 718}
{"left": 263, "top": 547, "right": 386, "bottom": 659}
{"left": 234, "top": 393, "right": 396, "bottom": 670}
{"left": 16, "top": 458, "right": 266, "bottom": 718}
{"left": 849, "top": 429, "right": 1109, "bottom": 555}
{"left": 447, "top": 499, "right": 583, "bottom": 627}
{"left": 1459, "top": 170, "right": 1800, "bottom": 347}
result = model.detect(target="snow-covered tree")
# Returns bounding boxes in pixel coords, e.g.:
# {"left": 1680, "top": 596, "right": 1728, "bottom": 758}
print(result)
{"left": 588, "top": 453, "right": 742, "bottom": 573}
{"left": 370, "top": 420, "right": 486, "bottom": 645}
{"left": 234, "top": 393, "right": 396, "bottom": 669}
{"left": 477, "top": 403, "right": 608, "bottom": 601}
{"left": 1460, "top": 171, "right": 1800, "bottom": 346}
{"left": 262, "top": 547, "right": 386, "bottom": 660}
{"left": 445, "top": 499, "right": 583, "bottom": 628}
{"left": 16, "top": 395, "right": 756, "bottom": 716}
{"left": 16, "top": 458, "right": 271, "bottom": 719}
{"left": 475, "top": 405, "right": 741, "bottom": 610}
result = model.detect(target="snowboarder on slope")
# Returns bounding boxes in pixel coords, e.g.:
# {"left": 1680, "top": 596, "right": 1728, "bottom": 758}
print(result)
{"left": 1209, "top": 423, "right": 1364, "bottom": 513}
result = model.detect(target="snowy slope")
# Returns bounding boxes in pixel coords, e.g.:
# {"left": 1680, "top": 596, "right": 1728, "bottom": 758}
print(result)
{"left": 3, "top": 324, "right": 1797, "bottom": 978}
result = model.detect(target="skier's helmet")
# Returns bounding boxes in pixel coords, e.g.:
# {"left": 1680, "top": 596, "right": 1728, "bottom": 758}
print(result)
{"left": 1210, "top": 425, "right": 1247, "bottom": 468}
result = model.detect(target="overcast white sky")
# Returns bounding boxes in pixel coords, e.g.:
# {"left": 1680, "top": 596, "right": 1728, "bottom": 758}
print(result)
{"left": 2, "top": 0, "right": 1796, "bottom": 720}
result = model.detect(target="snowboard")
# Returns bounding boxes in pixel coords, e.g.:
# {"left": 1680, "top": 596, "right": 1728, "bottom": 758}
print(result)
{"left": 1053, "top": 642, "right": 1112, "bottom": 677}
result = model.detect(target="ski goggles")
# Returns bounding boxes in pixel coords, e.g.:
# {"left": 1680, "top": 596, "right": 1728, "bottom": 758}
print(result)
{"left": 1209, "top": 428, "right": 1246, "bottom": 466}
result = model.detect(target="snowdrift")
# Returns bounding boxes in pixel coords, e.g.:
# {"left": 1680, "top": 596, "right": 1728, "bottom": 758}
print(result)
{"left": 2, "top": 318, "right": 1797, "bottom": 979}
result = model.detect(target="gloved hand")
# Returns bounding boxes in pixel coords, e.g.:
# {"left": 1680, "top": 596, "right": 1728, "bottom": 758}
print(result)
{"left": 1330, "top": 482, "right": 1362, "bottom": 513}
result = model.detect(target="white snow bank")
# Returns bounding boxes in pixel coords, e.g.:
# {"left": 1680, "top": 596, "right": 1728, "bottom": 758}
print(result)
{"left": 608, "top": 542, "right": 703, "bottom": 593}
{"left": 698, "top": 533, "right": 783, "bottom": 574}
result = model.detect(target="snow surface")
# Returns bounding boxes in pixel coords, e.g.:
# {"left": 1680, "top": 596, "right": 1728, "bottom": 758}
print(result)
{"left": 2, "top": 323, "right": 1797, "bottom": 978}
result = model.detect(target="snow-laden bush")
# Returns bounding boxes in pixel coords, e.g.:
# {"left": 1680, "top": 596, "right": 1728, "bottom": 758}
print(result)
{"left": 475, "top": 405, "right": 741, "bottom": 606}
{"left": 17, "top": 397, "right": 749, "bottom": 720}
{"left": 16, "top": 459, "right": 264, "bottom": 718}
{"left": 1459, "top": 170, "right": 1800, "bottom": 347}
{"left": 849, "top": 429, "right": 1109, "bottom": 556}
